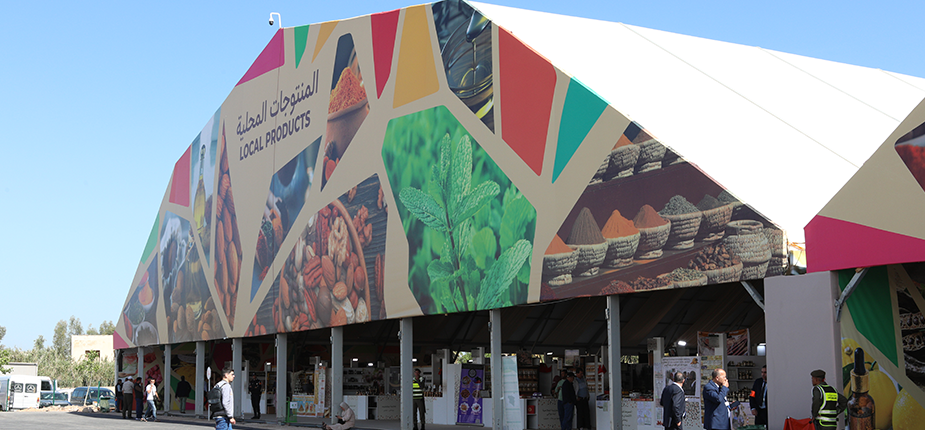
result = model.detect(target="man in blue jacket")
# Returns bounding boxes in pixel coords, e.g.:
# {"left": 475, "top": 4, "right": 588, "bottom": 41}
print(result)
{"left": 703, "top": 369, "right": 731, "bottom": 430}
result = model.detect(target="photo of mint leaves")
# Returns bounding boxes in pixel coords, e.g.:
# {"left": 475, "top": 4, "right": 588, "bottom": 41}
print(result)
{"left": 383, "top": 106, "right": 535, "bottom": 314}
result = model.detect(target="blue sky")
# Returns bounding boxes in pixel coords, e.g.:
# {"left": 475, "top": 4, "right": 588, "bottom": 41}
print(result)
{"left": 1, "top": 0, "right": 923, "bottom": 350}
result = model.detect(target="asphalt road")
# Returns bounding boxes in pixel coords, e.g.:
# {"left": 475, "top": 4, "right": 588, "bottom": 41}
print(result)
{"left": 0, "top": 411, "right": 281, "bottom": 430}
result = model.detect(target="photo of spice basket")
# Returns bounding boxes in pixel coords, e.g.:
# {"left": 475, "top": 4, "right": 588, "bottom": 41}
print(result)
{"left": 723, "top": 220, "right": 771, "bottom": 279}
{"left": 661, "top": 211, "right": 702, "bottom": 250}
{"left": 543, "top": 245, "right": 579, "bottom": 286}
{"left": 634, "top": 137, "right": 666, "bottom": 173}
{"left": 607, "top": 142, "right": 640, "bottom": 180}
{"left": 605, "top": 233, "right": 640, "bottom": 268}
{"left": 657, "top": 268, "right": 707, "bottom": 289}
{"left": 701, "top": 261, "right": 743, "bottom": 283}
{"left": 572, "top": 242, "right": 608, "bottom": 276}
{"left": 592, "top": 152, "right": 611, "bottom": 183}
{"left": 634, "top": 221, "right": 670, "bottom": 259}
{"left": 698, "top": 203, "right": 734, "bottom": 241}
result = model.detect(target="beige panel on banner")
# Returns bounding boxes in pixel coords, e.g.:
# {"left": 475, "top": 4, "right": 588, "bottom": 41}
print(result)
{"left": 816, "top": 99, "right": 925, "bottom": 241}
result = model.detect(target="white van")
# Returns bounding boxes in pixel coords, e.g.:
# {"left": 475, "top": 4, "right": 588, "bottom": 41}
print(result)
{"left": 0, "top": 375, "right": 42, "bottom": 411}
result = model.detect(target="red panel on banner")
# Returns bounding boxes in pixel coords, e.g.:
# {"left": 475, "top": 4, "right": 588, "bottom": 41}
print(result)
{"left": 806, "top": 215, "right": 925, "bottom": 272}
{"left": 113, "top": 331, "right": 129, "bottom": 350}
{"left": 236, "top": 29, "right": 286, "bottom": 87}
{"left": 169, "top": 146, "right": 191, "bottom": 206}
{"left": 371, "top": 9, "right": 400, "bottom": 98}
{"left": 498, "top": 28, "right": 556, "bottom": 176}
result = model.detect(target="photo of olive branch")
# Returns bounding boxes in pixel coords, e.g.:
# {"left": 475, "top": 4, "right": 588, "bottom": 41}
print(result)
{"left": 383, "top": 106, "right": 535, "bottom": 314}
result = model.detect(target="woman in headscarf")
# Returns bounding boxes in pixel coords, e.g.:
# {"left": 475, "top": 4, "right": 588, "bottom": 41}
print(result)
{"left": 323, "top": 402, "right": 356, "bottom": 430}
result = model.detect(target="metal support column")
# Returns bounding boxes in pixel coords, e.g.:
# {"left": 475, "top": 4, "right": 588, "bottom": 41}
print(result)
{"left": 332, "top": 326, "right": 344, "bottom": 425}
{"left": 195, "top": 341, "right": 205, "bottom": 417}
{"left": 490, "top": 309, "right": 503, "bottom": 430}
{"left": 400, "top": 318, "right": 413, "bottom": 430}
{"left": 276, "top": 333, "right": 288, "bottom": 422}
{"left": 232, "top": 338, "right": 243, "bottom": 418}
{"left": 164, "top": 344, "right": 172, "bottom": 413}
{"left": 606, "top": 295, "right": 622, "bottom": 430}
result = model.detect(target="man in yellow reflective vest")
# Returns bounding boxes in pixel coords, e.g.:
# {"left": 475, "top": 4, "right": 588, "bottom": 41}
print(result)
{"left": 413, "top": 368, "right": 425, "bottom": 430}
{"left": 810, "top": 369, "right": 847, "bottom": 430}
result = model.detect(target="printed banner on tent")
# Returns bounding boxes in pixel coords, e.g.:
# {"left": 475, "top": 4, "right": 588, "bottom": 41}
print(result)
{"left": 839, "top": 263, "right": 925, "bottom": 430}
{"left": 115, "top": 0, "right": 792, "bottom": 349}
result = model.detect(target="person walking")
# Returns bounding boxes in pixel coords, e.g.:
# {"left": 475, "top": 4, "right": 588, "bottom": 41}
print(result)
{"left": 134, "top": 377, "right": 144, "bottom": 420}
{"left": 574, "top": 369, "right": 591, "bottom": 430}
{"left": 703, "top": 369, "right": 731, "bottom": 430}
{"left": 211, "top": 366, "right": 236, "bottom": 430}
{"left": 121, "top": 378, "right": 135, "bottom": 419}
{"left": 176, "top": 375, "right": 192, "bottom": 413}
{"left": 412, "top": 368, "right": 426, "bottom": 430}
{"left": 143, "top": 378, "right": 159, "bottom": 422}
{"left": 810, "top": 369, "right": 847, "bottom": 430}
{"left": 248, "top": 376, "right": 263, "bottom": 419}
{"left": 749, "top": 366, "right": 768, "bottom": 426}
{"left": 661, "top": 372, "right": 686, "bottom": 430}
{"left": 559, "top": 372, "right": 577, "bottom": 430}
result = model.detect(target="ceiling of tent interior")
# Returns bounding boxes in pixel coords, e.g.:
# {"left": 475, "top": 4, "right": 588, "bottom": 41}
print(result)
{"left": 263, "top": 281, "right": 766, "bottom": 360}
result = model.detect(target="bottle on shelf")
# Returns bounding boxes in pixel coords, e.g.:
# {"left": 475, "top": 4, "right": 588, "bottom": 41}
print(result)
{"left": 847, "top": 348, "right": 875, "bottom": 430}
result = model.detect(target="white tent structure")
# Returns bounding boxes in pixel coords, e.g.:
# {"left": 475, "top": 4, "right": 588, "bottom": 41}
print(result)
{"left": 474, "top": 1, "right": 925, "bottom": 245}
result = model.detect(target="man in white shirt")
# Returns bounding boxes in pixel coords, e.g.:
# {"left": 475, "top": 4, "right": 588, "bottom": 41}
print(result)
{"left": 121, "top": 378, "right": 135, "bottom": 420}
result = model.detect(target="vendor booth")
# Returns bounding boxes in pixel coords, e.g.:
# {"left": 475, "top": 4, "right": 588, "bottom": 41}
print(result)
{"left": 112, "top": 0, "right": 925, "bottom": 429}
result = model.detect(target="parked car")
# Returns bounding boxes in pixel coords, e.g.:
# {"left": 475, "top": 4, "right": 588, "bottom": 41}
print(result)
{"left": 68, "top": 387, "right": 115, "bottom": 406}
{"left": 39, "top": 391, "right": 69, "bottom": 408}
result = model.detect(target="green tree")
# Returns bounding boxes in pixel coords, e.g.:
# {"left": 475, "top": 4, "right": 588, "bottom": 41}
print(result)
{"left": 68, "top": 316, "right": 84, "bottom": 337}
{"left": 53, "top": 320, "right": 69, "bottom": 357}
{"left": 34, "top": 335, "right": 45, "bottom": 351}
{"left": 0, "top": 324, "right": 9, "bottom": 374}
{"left": 97, "top": 320, "right": 116, "bottom": 336}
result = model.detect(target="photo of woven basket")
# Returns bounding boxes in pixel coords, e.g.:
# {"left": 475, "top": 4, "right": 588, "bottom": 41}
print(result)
{"left": 741, "top": 261, "right": 769, "bottom": 279}
{"left": 634, "top": 138, "right": 666, "bottom": 173}
{"left": 724, "top": 221, "right": 771, "bottom": 263}
{"left": 545, "top": 273, "right": 572, "bottom": 287}
{"left": 607, "top": 144, "right": 640, "bottom": 179}
{"left": 592, "top": 153, "right": 611, "bottom": 183}
{"left": 634, "top": 221, "right": 671, "bottom": 259}
{"left": 765, "top": 256, "right": 788, "bottom": 277}
{"left": 662, "top": 211, "right": 703, "bottom": 250}
{"left": 698, "top": 203, "right": 734, "bottom": 241}
{"left": 661, "top": 148, "right": 684, "bottom": 167}
{"left": 724, "top": 220, "right": 771, "bottom": 280}
{"left": 658, "top": 271, "right": 708, "bottom": 289}
{"left": 604, "top": 233, "right": 640, "bottom": 268}
{"left": 701, "top": 262, "right": 743, "bottom": 284}
{"left": 762, "top": 227, "right": 788, "bottom": 258}
{"left": 542, "top": 248, "right": 578, "bottom": 277}
{"left": 571, "top": 242, "right": 608, "bottom": 276}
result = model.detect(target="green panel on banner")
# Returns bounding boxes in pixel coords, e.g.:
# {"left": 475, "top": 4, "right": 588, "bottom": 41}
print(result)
{"left": 839, "top": 266, "right": 898, "bottom": 366}
{"left": 294, "top": 25, "right": 311, "bottom": 69}
{"left": 552, "top": 78, "right": 608, "bottom": 182}
{"left": 141, "top": 214, "right": 159, "bottom": 263}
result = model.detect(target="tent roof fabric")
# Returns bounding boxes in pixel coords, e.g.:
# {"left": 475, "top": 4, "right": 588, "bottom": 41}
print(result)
{"left": 473, "top": 2, "right": 925, "bottom": 244}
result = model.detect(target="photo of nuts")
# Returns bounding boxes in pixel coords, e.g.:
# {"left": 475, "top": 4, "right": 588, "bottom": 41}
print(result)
{"left": 247, "top": 174, "right": 389, "bottom": 335}
{"left": 213, "top": 130, "right": 241, "bottom": 329}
